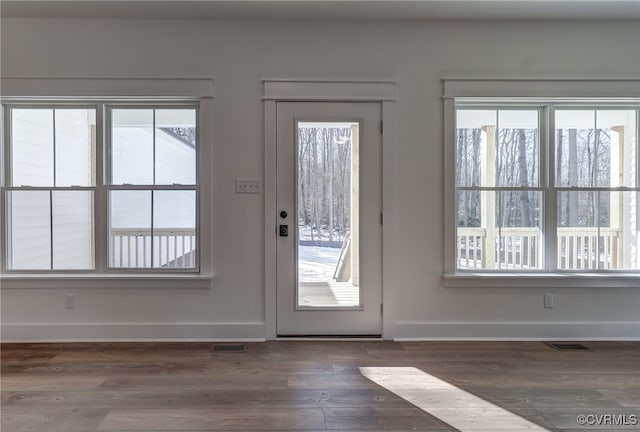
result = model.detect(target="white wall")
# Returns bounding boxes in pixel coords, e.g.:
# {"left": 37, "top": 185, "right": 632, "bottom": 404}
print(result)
{"left": 1, "top": 18, "right": 639, "bottom": 341}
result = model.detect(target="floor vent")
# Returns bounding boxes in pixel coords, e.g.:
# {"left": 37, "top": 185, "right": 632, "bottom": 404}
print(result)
{"left": 546, "top": 342, "right": 592, "bottom": 351}
{"left": 211, "top": 344, "right": 247, "bottom": 353}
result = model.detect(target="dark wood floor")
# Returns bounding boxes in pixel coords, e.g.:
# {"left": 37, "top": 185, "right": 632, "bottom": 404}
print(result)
{"left": 1, "top": 341, "right": 639, "bottom": 431}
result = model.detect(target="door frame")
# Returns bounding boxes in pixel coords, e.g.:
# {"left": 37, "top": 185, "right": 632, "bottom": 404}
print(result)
{"left": 263, "top": 79, "right": 397, "bottom": 340}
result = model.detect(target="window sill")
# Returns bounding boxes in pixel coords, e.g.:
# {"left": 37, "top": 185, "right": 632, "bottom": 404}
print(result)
{"left": 442, "top": 273, "right": 640, "bottom": 288}
{"left": 0, "top": 273, "right": 214, "bottom": 289}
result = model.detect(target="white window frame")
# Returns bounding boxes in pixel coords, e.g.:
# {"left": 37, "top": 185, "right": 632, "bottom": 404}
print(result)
{"left": 2, "top": 102, "right": 100, "bottom": 272}
{"left": 105, "top": 102, "right": 200, "bottom": 273}
{"left": 0, "top": 77, "right": 214, "bottom": 289}
{"left": 442, "top": 78, "right": 640, "bottom": 288}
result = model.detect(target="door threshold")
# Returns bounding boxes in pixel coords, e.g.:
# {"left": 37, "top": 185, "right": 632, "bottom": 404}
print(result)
{"left": 277, "top": 334, "right": 382, "bottom": 341}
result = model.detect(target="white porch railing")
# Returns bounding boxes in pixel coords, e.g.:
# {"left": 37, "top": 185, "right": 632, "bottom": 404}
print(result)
{"left": 110, "top": 228, "right": 196, "bottom": 268}
{"left": 457, "top": 227, "right": 622, "bottom": 270}
{"left": 557, "top": 228, "right": 621, "bottom": 270}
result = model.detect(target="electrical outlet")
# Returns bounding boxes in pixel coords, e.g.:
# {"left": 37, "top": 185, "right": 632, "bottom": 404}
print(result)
{"left": 65, "top": 294, "right": 76, "bottom": 310}
{"left": 236, "top": 178, "right": 262, "bottom": 194}
{"left": 544, "top": 293, "right": 554, "bottom": 309}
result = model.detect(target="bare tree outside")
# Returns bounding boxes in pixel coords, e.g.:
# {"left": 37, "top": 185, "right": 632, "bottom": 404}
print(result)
{"left": 298, "top": 125, "right": 352, "bottom": 247}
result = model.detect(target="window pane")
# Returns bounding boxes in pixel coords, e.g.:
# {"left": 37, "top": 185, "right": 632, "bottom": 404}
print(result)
{"left": 559, "top": 191, "right": 640, "bottom": 270}
{"left": 11, "top": 109, "right": 54, "bottom": 186}
{"left": 456, "top": 109, "right": 539, "bottom": 187}
{"left": 615, "top": 191, "right": 640, "bottom": 270}
{"left": 555, "top": 110, "right": 637, "bottom": 188}
{"left": 153, "top": 190, "right": 196, "bottom": 268}
{"left": 456, "top": 110, "right": 494, "bottom": 187}
{"left": 112, "top": 109, "right": 153, "bottom": 185}
{"left": 456, "top": 190, "right": 483, "bottom": 268}
{"left": 8, "top": 191, "right": 51, "bottom": 270}
{"left": 109, "top": 190, "right": 152, "bottom": 268}
{"left": 557, "top": 191, "right": 600, "bottom": 270}
{"left": 55, "top": 109, "right": 96, "bottom": 187}
{"left": 155, "top": 109, "right": 197, "bottom": 185}
{"left": 496, "top": 110, "right": 539, "bottom": 187}
{"left": 597, "top": 111, "right": 637, "bottom": 188}
{"left": 457, "top": 191, "right": 542, "bottom": 270}
{"left": 52, "top": 191, "right": 94, "bottom": 270}
{"left": 496, "top": 191, "right": 542, "bottom": 269}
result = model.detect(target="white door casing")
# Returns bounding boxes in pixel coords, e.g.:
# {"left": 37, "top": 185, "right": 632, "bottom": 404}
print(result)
{"left": 275, "top": 102, "right": 382, "bottom": 336}
{"left": 263, "top": 79, "right": 396, "bottom": 340}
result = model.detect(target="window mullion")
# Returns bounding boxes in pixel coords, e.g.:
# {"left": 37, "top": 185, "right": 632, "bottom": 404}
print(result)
{"left": 49, "top": 189, "right": 54, "bottom": 270}
{"left": 544, "top": 104, "right": 558, "bottom": 272}
{"left": 151, "top": 190, "right": 155, "bottom": 269}
{"left": 50, "top": 110, "right": 56, "bottom": 270}
{"left": 151, "top": 110, "right": 156, "bottom": 268}
{"left": 95, "top": 103, "right": 107, "bottom": 273}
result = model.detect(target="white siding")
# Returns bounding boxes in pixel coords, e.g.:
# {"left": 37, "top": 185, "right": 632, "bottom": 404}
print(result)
{"left": 52, "top": 191, "right": 94, "bottom": 270}
{"left": 55, "top": 109, "right": 95, "bottom": 186}
{"left": 112, "top": 127, "right": 195, "bottom": 185}
{"left": 9, "top": 191, "right": 51, "bottom": 270}
{"left": 11, "top": 109, "right": 54, "bottom": 186}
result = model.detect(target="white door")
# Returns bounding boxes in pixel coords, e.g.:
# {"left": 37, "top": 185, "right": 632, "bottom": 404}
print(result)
{"left": 276, "top": 102, "right": 382, "bottom": 336}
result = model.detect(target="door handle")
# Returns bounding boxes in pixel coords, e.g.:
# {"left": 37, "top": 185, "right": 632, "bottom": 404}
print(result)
{"left": 280, "top": 210, "right": 288, "bottom": 219}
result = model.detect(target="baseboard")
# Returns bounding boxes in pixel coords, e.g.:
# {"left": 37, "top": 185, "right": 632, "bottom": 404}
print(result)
{"left": 0, "top": 322, "right": 266, "bottom": 342}
{"left": 393, "top": 321, "right": 640, "bottom": 341}
{"left": 4, "top": 321, "right": 638, "bottom": 342}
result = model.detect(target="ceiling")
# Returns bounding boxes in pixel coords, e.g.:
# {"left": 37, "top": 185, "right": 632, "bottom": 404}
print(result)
{"left": 1, "top": 0, "right": 640, "bottom": 20}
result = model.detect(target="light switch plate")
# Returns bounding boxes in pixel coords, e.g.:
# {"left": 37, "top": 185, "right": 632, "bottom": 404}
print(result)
{"left": 236, "top": 178, "right": 262, "bottom": 194}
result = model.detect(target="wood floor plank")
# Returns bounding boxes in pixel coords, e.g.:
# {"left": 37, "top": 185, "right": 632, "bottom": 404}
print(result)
{"left": 2, "top": 388, "right": 410, "bottom": 410}
{"left": 0, "top": 376, "right": 106, "bottom": 391}
{"left": 96, "top": 408, "right": 326, "bottom": 431}
{"left": 597, "top": 389, "right": 640, "bottom": 407}
{"left": 99, "top": 375, "right": 288, "bottom": 391}
{"left": 0, "top": 349, "right": 60, "bottom": 364}
{"left": 458, "top": 373, "right": 640, "bottom": 390}
{"left": 322, "top": 406, "right": 451, "bottom": 430}
{"left": 2, "top": 360, "right": 335, "bottom": 377}
{"left": 417, "top": 407, "right": 556, "bottom": 431}
{"left": 471, "top": 388, "right": 622, "bottom": 409}
{"left": 287, "top": 374, "right": 381, "bottom": 390}
{"left": 1, "top": 408, "right": 109, "bottom": 432}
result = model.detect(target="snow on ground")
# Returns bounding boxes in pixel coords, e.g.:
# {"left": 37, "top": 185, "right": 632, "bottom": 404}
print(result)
{"left": 298, "top": 245, "right": 340, "bottom": 282}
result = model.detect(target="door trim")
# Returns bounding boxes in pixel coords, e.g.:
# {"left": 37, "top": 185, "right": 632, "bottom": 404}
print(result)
{"left": 263, "top": 79, "right": 396, "bottom": 101}
{"left": 263, "top": 79, "right": 397, "bottom": 340}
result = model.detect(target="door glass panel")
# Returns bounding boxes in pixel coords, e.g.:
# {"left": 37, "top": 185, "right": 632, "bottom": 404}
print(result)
{"left": 297, "top": 122, "right": 360, "bottom": 308}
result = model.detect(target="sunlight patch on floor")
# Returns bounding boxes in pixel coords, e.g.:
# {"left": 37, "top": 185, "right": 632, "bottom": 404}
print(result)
{"left": 359, "top": 366, "right": 550, "bottom": 431}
